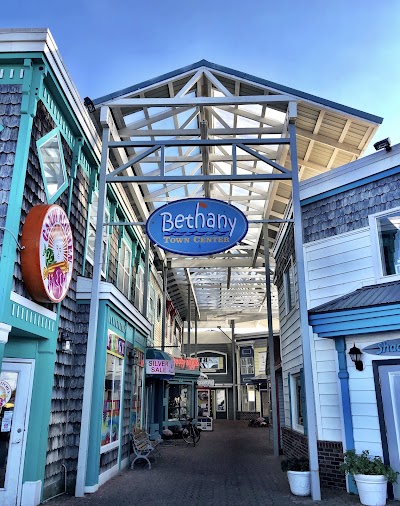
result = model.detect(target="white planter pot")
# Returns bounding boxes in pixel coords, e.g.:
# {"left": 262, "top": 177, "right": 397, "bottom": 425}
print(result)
{"left": 354, "top": 474, "right": 387, "bottom": 506}
{"left": 287, "top": 470, "right": 311, "bottom": 496}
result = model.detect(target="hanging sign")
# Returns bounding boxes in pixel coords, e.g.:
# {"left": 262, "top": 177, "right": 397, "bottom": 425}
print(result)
{"left": 146, "top": 198, "right": 248, "bottom": 256}
{"left": 21, "top": 205, "right": 73, "bottom": 303}
{"left": 363, "top": 339, "right": 400, "bottom": 356}
{"left": 146, "top": 359, "right": 175, "bottom": 376}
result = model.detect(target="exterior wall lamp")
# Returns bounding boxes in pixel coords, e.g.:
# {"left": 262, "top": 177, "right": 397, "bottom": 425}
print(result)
{"left": 60, "top": 331, "right": 73, "bottom": 353}
{"left": 349, "top": 343, "right": 363, "bottom": 371}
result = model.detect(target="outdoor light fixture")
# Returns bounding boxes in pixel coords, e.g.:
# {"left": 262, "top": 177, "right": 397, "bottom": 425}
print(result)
{"left": 349, "top": 343, "right": 363, "bottom": 371}
{"left": 60, "top": 331, "right": 73, "bottom": 353}
{"left": 83, "top": 97, "right": 96, "bottom": 113}
{"left": 374, "top": 137, "right": 392, "bottom": 152}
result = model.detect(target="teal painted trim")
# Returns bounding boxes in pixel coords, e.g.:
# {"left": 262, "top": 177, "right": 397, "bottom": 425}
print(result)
{"left": 310, "top": 304, "right": 400, "bottom": 323}
{"left": 335, "top": 337, "right": 357, "bottom": 495}
{"left": 81, "top": 169, "right": 98, "bottom": 275}
{"left": 86, "top": 300, "right": 108, "bottom": 487}
{"left": 287, "top": 372, "right": 293, "bottom": 428}
{"left": 300, "top": 368, "right": 307, "bottom": 436}
{"left": 78, "top": 150, "right": 92, "bottom": 177}
{"left": 0, "top": 61, "right": 46, "bottom": 324}
{"left": 36, "top": 127, "right": 69, "bottom": 204}
{"left": 93, "top": 60, "right": 383, "bottom": 124}
{"left": 309, "top": 303, "right": 400, "bottom": 338}
{"left": 7, "top": 300, "right": 57, "bottom": 339}
{"left": 67, "top": 137, "right": 83, "bottom": 218}
{"left": 118, "top": 341, "right": 127, "bottom": 471}
{"left": 40, "top": 86, "right": 75, "bottom": 149}
{"left": 0, "top": 64, "right": 28, "bottom": 85}
{"left": 301, "top": 165, "right": 400, "bottom": 207}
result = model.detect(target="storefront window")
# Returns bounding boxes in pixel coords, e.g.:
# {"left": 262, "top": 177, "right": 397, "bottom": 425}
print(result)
{"left": 241, "top": 385, "right": 256, "bottom": 412}
{"left": 168, "top": 384, "right": 191, "bottom": 420}
{"left": 131, "top": 350, "right": 144, "bottom": 429}
{"left": 101, "top": 353, "right": 123, "bottom": 448}
{"left": 216, "top": 389, "right": 226, "bottom": 412}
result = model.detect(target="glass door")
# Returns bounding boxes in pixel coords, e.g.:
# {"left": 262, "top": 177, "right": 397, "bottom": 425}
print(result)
{"left": 0, "top": 361, "right": 33, "bottom": 506}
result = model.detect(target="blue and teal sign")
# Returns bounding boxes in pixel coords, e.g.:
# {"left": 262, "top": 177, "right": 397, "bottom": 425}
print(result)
{"left": 363, "top": 339, "right": 400, "bottom": 356}
{"left": 146, "top": 198, "right": 248, "bottom": 256}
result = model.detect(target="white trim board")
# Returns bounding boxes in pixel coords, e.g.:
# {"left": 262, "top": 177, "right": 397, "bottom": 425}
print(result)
{"left": 300, "top": 143, "right": 400, "bottom": 202}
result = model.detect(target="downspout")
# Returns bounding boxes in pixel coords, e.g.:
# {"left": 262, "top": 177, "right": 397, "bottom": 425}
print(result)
{"left": 335, "top": 337, "right": 357, "bottom": 494}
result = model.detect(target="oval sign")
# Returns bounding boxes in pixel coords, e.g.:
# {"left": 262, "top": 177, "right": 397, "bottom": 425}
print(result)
{"left": 146, "top": 198, "right": 248, "bottom": 256}
{"left": 21, "top": 204, "right": 74, "bottom": 303}
{"left": 363, "top": 339, "right": 400, "bottom": 356}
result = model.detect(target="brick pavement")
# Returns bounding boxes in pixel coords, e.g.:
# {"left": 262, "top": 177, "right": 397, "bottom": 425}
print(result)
{"left": 47, "top": 420, "right": 399, "bottom": 506}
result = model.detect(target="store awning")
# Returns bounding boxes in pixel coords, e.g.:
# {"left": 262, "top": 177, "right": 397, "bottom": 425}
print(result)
{"left": 146, "top": 349, "right": 174, "bottom": 361}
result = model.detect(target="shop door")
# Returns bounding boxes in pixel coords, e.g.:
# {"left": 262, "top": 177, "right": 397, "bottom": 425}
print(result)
{"left": 0, "top": 361, "right": 33, "bottom": 506}
{"left": 378, "top": 364, "right": 400, "bottom": 499}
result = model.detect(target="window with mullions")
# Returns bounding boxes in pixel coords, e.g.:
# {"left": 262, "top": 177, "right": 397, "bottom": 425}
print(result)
{"left": 370, "top": 209, "right": 400, "bottom": 280}
{"left": 37, "top": 128, "right": 68, "bottom": 203}
{"left": 87, "top": 192, "right": 109, "bottom": 275}
{"left": 283, "top": 258, "right": 296, "bottom": 315}
{"left": 117, "top": 239, "right": 132, "bottom": 299}
{"left": 240, "top": 356, "right": 254, "bottom": 375}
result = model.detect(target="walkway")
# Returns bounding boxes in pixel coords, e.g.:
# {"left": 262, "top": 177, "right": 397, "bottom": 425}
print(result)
{"left": 48, "top": 421, "right": 395, "bottom": 506}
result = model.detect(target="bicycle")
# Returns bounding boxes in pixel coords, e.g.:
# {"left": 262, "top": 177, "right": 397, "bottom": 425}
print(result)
{"left": 181, "top": 417, "right": 201, "bottom": 446}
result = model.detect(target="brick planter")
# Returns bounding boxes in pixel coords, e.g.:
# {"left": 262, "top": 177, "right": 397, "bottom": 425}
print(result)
{"left": 282, "top": 427, "right": 346, "bottom": 490}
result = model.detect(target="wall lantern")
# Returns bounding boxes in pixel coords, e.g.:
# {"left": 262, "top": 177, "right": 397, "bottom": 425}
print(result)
{"left": 60, "top": 331, "right": 73, "bottom": 353}
{"left": 349, "top": 343, "right": 363, "bottom": 371}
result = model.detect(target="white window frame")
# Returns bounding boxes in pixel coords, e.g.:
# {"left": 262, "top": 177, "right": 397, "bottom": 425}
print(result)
{"left": 87, "top": 191, "right": 109, "bottom": 277}
{"left": 290, "top": 372, "right": 304, "bottom": 434}
{"left": 135, "top": 264, "right": 145, "bottom": 312}
{"left": 36, "top": 128, "right": 68, "bottom": 203}
{"left": 283, "top": 257, "right": 296, "bottom": 315}
{"left": 369, "top": 206, "right": 400, "bottom": 283}
{"left": 117, "top": 238, "right": 132, "bottom": 299}
{"left": 148, "top": 285, "right": 155, "bottom": 324}
{"left": 240, "top": 356, "right": 254, "bottom": 375}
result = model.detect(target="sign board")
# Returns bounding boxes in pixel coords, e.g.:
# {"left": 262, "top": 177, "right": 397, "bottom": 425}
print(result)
{"left": 146, "top": 198, "right": 248, "bottom": 256}
{"left": 0, "top": 381, "right": 12, "bottom": 408}
{"left": 173, "top": 357, "right": 200, "bottom": 370}
{"left": 197, "top": 379, "right": 215, "bottom": 387}
{"left": 363, "top": 339, "right": 400, "bottom": 356}
{"left": 21, "top": 204, "right": 74, "bottom": 303}
{"left": 107, "top": 330, "right": 125, "bottom": 359}
{"left": 146, "top": 359, "right": 175, "bottom": 376}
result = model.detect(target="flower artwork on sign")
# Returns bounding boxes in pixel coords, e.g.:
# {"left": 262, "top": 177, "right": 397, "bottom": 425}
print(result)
{"left": 21, "top": 204, "right": 73, "bottom": 303}
{"left": 146, "top": 198, "right": 248, "bottom": 256}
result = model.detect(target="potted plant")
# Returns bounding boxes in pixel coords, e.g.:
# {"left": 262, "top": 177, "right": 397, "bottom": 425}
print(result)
{"left": 341, "top": 449, "right": 399, "bottom": 506}
{"left": 281, "top": 457, "right": 310, "bottom": 496}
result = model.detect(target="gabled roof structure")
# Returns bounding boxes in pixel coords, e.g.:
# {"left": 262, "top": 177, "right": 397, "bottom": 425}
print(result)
{"left": 89, "top": 60, "right": 382, "bottom": 329}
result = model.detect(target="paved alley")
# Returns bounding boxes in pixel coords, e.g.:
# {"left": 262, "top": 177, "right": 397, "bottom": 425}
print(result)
{"left": 47, "top": 421, "right": 398, "bottom": 506}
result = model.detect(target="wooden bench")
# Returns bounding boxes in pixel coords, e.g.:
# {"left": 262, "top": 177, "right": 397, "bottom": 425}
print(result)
{"left": 130, "top": 429, "right": 162, "bottom": 469}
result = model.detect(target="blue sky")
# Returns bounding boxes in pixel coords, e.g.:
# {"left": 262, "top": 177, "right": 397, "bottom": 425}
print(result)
{"left": 4, "top": 0, "right": 400, "bottom": 154}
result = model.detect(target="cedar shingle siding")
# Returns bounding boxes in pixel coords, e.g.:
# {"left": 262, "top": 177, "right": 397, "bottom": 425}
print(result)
{"left": 0, "top": 84, "right": 22, "bottom": 257}
{"left": 302, "top": 172, "right": 400, "bottom": 243}
{"left": 19, "top": 100, "right": 92, "bottom": 499}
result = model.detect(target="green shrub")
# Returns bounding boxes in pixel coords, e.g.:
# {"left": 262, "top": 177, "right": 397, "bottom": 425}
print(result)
{"left": 281, "top": 457, "right": 309, "bottom": 472}
{"left": 341, "top": 449, "right": 399, "bottom": 484}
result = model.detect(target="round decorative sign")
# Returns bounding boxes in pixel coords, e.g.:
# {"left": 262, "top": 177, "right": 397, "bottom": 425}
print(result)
{"left": 146, "top": 198, "right": 248, "bottom": 256}
{"left": 21, "top": 204, "right": 74, "bottom": 303}
{"left": 0, "top": 380, "right": 12, "bottom": 408}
